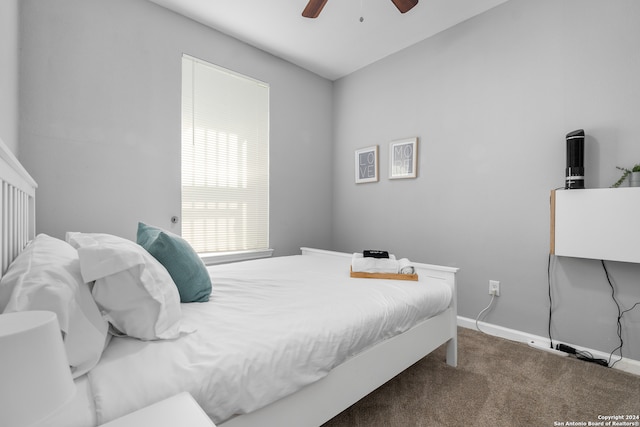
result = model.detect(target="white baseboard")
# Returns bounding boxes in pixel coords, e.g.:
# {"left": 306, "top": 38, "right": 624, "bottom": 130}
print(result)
{"left": 457, "top": 316, "right": 640, "bottom": 377}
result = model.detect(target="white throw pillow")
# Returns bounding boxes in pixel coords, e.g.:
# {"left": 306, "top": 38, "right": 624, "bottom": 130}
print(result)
{"left": 66, "top": 232, "right": 184, "bottom": 341}
{"left": 0, "top": 234, "right": 110, "bottom": 378}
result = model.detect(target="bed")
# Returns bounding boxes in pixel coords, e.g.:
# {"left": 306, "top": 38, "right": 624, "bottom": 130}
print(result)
{"left": 0, "top": 138, "right": 458, "bottom": 427}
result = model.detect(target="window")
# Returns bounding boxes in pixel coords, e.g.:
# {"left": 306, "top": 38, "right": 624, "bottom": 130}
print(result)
{"left": 181, "top": 55, "right": 269, "bottom": 259}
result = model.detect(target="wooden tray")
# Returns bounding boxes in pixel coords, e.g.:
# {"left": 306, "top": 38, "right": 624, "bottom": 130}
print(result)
{"left": 350, "top": 268, "right": 418, "bottom": 281}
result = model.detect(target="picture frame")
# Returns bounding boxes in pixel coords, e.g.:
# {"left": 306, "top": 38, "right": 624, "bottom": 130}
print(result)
{"left": 355, "top": 145, "right": 379, "bottom": 184}
{"left": 389, "top": 137, "right": 418, "bottom": 179}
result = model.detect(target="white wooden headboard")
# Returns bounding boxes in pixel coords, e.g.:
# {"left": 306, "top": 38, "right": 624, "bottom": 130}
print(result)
{"left": 0, "top": 137, "right": 38, "bottom": 277}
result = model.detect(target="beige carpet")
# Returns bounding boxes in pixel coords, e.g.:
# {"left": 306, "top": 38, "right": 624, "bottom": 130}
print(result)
{"left": 322, "top": 327, "right": 640, "bottom": 426}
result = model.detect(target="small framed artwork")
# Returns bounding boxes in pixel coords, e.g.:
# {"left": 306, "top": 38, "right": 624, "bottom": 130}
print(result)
{"left": 355, "top": 145, "right": 379, "bottom": 184}
{"left": 389, "top": 137, "right": 418, "bottom": 179}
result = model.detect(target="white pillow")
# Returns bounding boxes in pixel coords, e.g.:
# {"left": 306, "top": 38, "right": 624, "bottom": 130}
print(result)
{"left": 0, "top": 234, "right": 110, "bottom": 378}
{"left": 66, "top": 232, "right": 185, "bottom": 341}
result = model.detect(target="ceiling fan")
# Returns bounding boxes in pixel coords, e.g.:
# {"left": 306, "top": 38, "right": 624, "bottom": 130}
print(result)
{"left": 302, "top": 0, "right": 419, "bottom": 18}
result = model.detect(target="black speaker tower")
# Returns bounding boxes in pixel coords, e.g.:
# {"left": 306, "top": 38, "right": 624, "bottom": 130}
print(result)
{"left": 565, "top": 129, "right": 585, "bottom": 189}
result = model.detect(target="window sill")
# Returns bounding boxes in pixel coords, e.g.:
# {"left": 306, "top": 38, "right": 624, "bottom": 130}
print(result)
{"left": 200, "top": 249, "right": 274, "bottom": 266}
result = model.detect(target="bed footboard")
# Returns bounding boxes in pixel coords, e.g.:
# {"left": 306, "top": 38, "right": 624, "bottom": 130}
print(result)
{"left": 221, "top": 309, "right": 456, "bottom": 427}
{"left": 220, "top": 247, "right": 459, "bottom": 427}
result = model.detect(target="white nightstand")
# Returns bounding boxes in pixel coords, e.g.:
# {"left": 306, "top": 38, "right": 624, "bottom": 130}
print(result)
{"left": 99, "top": 392, "right": 216, "bottom": 427}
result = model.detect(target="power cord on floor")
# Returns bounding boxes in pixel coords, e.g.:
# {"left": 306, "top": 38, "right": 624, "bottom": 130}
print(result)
{"left": 555, "top": 343, "right": 609, "bottom": 367}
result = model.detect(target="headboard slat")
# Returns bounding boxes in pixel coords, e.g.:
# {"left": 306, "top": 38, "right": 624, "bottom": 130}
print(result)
{"left": 0, "top": 138, "right": 38, "bottom": 277}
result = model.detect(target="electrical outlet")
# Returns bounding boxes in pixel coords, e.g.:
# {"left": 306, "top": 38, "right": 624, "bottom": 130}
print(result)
{"left": 489, "top": 280, "right": 500, "bottom": 296}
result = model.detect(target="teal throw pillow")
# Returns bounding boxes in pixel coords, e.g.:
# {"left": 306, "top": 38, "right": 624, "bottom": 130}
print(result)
{"left": 137, "top": 222, "right": 211, "bottom": 303}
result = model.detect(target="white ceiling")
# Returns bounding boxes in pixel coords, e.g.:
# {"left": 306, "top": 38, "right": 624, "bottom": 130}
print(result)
{"left": 148, "top": 0, "right": 510, "bottom": 81}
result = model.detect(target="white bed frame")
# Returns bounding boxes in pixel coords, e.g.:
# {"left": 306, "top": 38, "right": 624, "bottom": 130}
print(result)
{"left": 0, "top": 140, "right": 457, "bottom": 427}
{"left": 0, "top": 138, "right": 37, "bottom": 278}
{"left": 220, "top": 248, "right": 458, "bottom": 427}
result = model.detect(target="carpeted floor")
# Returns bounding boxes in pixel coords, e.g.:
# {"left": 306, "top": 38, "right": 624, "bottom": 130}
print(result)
{"left": 321, "top": 327, "right": 640, "bottom": 427}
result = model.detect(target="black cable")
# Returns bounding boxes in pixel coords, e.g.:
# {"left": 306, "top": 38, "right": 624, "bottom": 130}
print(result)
{"left": 548, "top": 252, "right": 640, "bottom": 368}
{"left": 608, "top": 301, "right": 640, "bottom": 368}
{"left": 600, "top": 260, "right": 640, "bottom": 368}
{"left": 601, "top": 260, "right": 622, "bottom": 367}
{"left": 547, "top": 253, "right": 554, "bottom": 349}
{"left": 622, "top": 301, "right": 640, "bottom": 317}
{"left": 575, "top": 349, "right": 609, "bottom": 367}
{"left": 556, "top": 343, "right": 608, "bottom": 366}
{"left": 546, "top": 189, "right": 562, "bottom": 349}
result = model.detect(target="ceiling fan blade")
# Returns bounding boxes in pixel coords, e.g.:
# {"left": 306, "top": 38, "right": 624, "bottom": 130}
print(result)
{"left": 302, "top": 0, "right": 329, "bottom": 18}
{"left": 390, "top": 0, "right": 419, "bottom": 14}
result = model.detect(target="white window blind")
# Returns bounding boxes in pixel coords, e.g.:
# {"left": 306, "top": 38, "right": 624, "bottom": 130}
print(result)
{"left": 181, "top": 55, "right": 269, "bottom": 254}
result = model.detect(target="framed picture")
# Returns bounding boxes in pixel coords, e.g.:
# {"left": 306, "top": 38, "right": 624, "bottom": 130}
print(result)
{"left": 355, "top": 145, "right": 379, "bottom": 184}
{"left": 389, "top": 137, "right": 418, "bottom": 179}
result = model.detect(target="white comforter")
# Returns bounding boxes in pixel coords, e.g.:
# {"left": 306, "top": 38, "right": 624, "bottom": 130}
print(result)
{"left": 87, "top": 254, "right": 452, "bottom": 425}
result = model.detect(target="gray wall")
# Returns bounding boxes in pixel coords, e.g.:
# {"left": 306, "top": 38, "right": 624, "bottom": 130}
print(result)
{"left": 332, "top": 0, "right": 640, "bottom": 360}
{"left": 19, "top": 0, "right": 334, "bottom": 257}
{"left": 0, "top": 0, "right": 20, "bottom": 153}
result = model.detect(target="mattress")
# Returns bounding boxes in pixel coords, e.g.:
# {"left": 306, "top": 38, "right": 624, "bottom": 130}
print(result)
{"left": 53, "top": 253, "right": 452, "bottom": 426}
